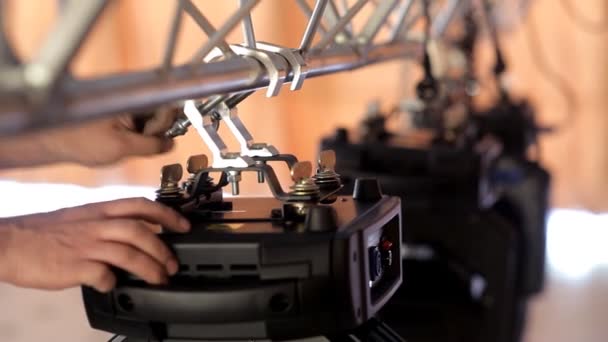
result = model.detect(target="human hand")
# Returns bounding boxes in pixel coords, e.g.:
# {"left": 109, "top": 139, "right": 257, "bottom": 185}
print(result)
{"left": 0, "top": 198, "right": 190, "bottom": 292}
{"left": 0, "top": 109, "right": 180, "bottom": 169}
{"left": 44, "top": 110, "right": 179, "bottom": 166}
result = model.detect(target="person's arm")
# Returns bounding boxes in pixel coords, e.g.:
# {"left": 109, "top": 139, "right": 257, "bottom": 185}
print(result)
{"left": 0, "top": 198, "right": 190, "bottom": 292}
{"left": 0, "top": 112, "right": 177, "bottom": 169}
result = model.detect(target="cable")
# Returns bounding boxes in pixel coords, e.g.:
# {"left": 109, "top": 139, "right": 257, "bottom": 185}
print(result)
{"left": 523, "top": 6, "right": 577, "bottom": 129}
{"left": 479, "top": 1, "right": 507, "bottom": 79}
{"left": 559, "top": 0, "right": 608, "bottom": 34}
{"left": 416, "top": 0, "right": 438, "bottom": 102}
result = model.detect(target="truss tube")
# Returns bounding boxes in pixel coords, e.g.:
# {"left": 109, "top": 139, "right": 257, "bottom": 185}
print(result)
{"left": 0, "top": 41, "right": 421, "bottom": 133}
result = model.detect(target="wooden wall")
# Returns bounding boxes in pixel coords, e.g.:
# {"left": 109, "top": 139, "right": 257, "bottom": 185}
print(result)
{"left": 1, "top": 0, "right": 606, "bottom": 209}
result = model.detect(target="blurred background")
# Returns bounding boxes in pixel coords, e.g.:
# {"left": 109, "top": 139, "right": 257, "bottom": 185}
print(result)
{"left": 0, "top": 0, "right": 607, "bottom": 341}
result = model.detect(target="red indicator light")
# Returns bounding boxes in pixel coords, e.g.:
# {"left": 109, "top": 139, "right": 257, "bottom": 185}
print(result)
{"left": 381, "top": 239, "right": 393, "bottom": 251}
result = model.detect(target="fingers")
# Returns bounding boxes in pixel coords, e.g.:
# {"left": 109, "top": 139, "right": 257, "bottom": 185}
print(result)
{"left": 54, "top": 198, "right": 190, "bottom": 233}
{"left": 119, "top": 131, "right": 174, "bottom": 156}
{"left": 84, "top": 241, "right": 168, "bottom": 286}
{"left": 78, "top": 261, "right": 117, "bottom": 293}
{"left": 142, "top": 107, "right": 180, "bottom": 136}
{"left": 97, "top": 198, "right": 190, "bottom": 233}
{"left": 115, "top": 113, "right": 174, "bottom": 159}
{"left": 95, "top": 219, "right": 178, "bottom": 275}
{"left": 74, "top": 217, "right": 180, "bottom": 291}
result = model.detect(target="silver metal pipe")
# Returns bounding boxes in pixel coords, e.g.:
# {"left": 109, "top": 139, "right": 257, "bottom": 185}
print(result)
{"left": 431, "top": 0, "right": 466, "bottom": 38}
{"left": 359, "top": 0, "right": 400, "bottom": 45}
{"left": 295, "top": 0, "right": 329, "bottom": 35}
{"left": 190, "top": 0, "right": 260, "bottom": 63}
{"left": 389, "top": 0, "right": 416, "bottom": 42}
{"left": 27, "top": 0, "right": 108, "bottom": 92}
{"left": 183, "top": 0, "right": 235, "bottom": 57}
{"left": 338, "top": 0, "right": 354, "bottom": 36}
{"left": 330, "top": 0, "right": 353, "bottom": 38}
{"left": 239, "top": 0, "right": 257, "bottom": 48}
{"left": 324, "top": 0, "right": 351, "bottom": 42}
{"left": 325, "top": 1, "right": 342, "bottom": 28}
{"left": 314, "top": 0, "right": 369, "bottom": 50}
{"left": 0, "top": 41, "right": 422, "bottom": 134}
{"left": 299, "top": 0, "right": 329, "bottom": 53}
{"left": 369, "top": 0, "right": 397, "bottom": 29}
{"left": 162, "top": 0, "right": 184, "bottom": 72}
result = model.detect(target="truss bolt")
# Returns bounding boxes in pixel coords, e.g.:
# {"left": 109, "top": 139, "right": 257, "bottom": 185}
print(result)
{"left": 227, "top": 170, "right": 242, "bottom": 196}
{"left": 255, "top": 160, "right": 265, "bottom": 183}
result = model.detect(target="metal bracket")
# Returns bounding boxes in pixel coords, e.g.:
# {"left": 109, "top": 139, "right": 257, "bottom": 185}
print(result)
{"left": 230, "top": 44, "right": 287, "bottom": 97}
{"left": 215, "top": 102, "right": 279, "bottom": 157}
{"left": 257, "top": 42, "right": 308, "bottom": 91}
{"left": 196, "top": 163, "right": 318, "bottom": 203}
{"left": 183, "top": 100, "right": 254, "bottom": 168}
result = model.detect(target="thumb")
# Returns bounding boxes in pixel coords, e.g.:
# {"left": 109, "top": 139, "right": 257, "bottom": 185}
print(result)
{"left": 121, "top": 132, "right": 175, "bottom": 157}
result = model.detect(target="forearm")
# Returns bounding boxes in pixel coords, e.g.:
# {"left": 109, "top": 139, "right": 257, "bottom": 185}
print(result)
{"left": 0, "top": 131, "right": 68, "bottom": 169}
{"left": 0, "top": 114, "right": 177, "bottom": 170}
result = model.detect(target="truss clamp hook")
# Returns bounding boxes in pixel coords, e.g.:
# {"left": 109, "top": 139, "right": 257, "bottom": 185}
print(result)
{"left": 256, "top": 42, "right": 309, "bottom": 91}
{"left": 230, "top": 44, "right": 287, "bottom": 97}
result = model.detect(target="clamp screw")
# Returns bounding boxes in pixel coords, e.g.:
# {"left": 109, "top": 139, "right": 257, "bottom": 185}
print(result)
{"left": 255, "top": 160, "right": 266, "bottom": 183}
{"left": 157, "top": 164, "right": 184, "bottom": 198}
{"left": 227, "top": 170, "right": 242, "bottom": 196}
{"left": 313, "top": 150, "right": 342, "bottom": 203}
{"left": 291, "top": 161, "right": 313, "bottom": 183}
{"left": 183, "top": 154, "right": 209, "bottom": 193}
{"left": 289, "top": 161, "right": 320, "bottom": 199}
{"left": 187, "top": 154, "right": 209, "bottom": 174}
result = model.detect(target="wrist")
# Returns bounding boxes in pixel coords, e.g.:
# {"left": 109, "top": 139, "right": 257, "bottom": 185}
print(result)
{"left": 0, "top": 130, "right": 69, "bottom": 169}
{"left": 36, "top": 129, "right": 73, "bottom": 164}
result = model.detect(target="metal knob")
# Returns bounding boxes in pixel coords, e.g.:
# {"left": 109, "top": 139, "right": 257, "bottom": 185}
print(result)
{"left": 187, "top": 154, "right": 209, "bottom": 174}
{"left": 289, "top": 161, "right": 320, "bottom": 199}
{"left": 157, "top": 164, "right": 184, "bottom": 199}
{"left": 318, "top": 150, "right": 336, "bottom": 171}
{"left": 314, "top": 150, "right": 341, "bottom": 204}
{"left": 160, "top": 164, "right": 183, "bottom": 186}
{"left": 291, "top": 161, "right": 313, "bottom": 183}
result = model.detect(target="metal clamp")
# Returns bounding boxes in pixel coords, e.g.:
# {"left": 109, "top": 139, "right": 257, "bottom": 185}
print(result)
{"left": 215, "top": 102, "right": 279, "bottom": 158}
{"left": 164, "top": 90, "right": 253, "bottom": 138}
{"left": 195, "top": 163, "right": 318, "bottom": 203}
{"left": 256, "top": 42, "right": 308, "bottom": 91}
{"left": 183, "top": 100, "right": 253, "bottom": 168}
{"left": 230, "top": 44, "right": 287, "bottom": 97}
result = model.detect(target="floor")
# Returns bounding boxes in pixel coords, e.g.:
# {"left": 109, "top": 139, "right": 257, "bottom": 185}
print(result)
{"left": 523, "top": 210, "right": 608, "bottom": 342}
{"left": 0, "top": 181, "right": 607, "bottom": 342}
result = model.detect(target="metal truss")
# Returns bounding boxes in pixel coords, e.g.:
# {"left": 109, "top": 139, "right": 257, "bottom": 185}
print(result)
{"left": 0, "top": 0, "right": 472, "bottom": 134}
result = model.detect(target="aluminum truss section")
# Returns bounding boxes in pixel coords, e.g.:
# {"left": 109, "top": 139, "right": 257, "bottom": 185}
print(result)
{"left": 0, "top": 0, "right": 469, "bottom": 134}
